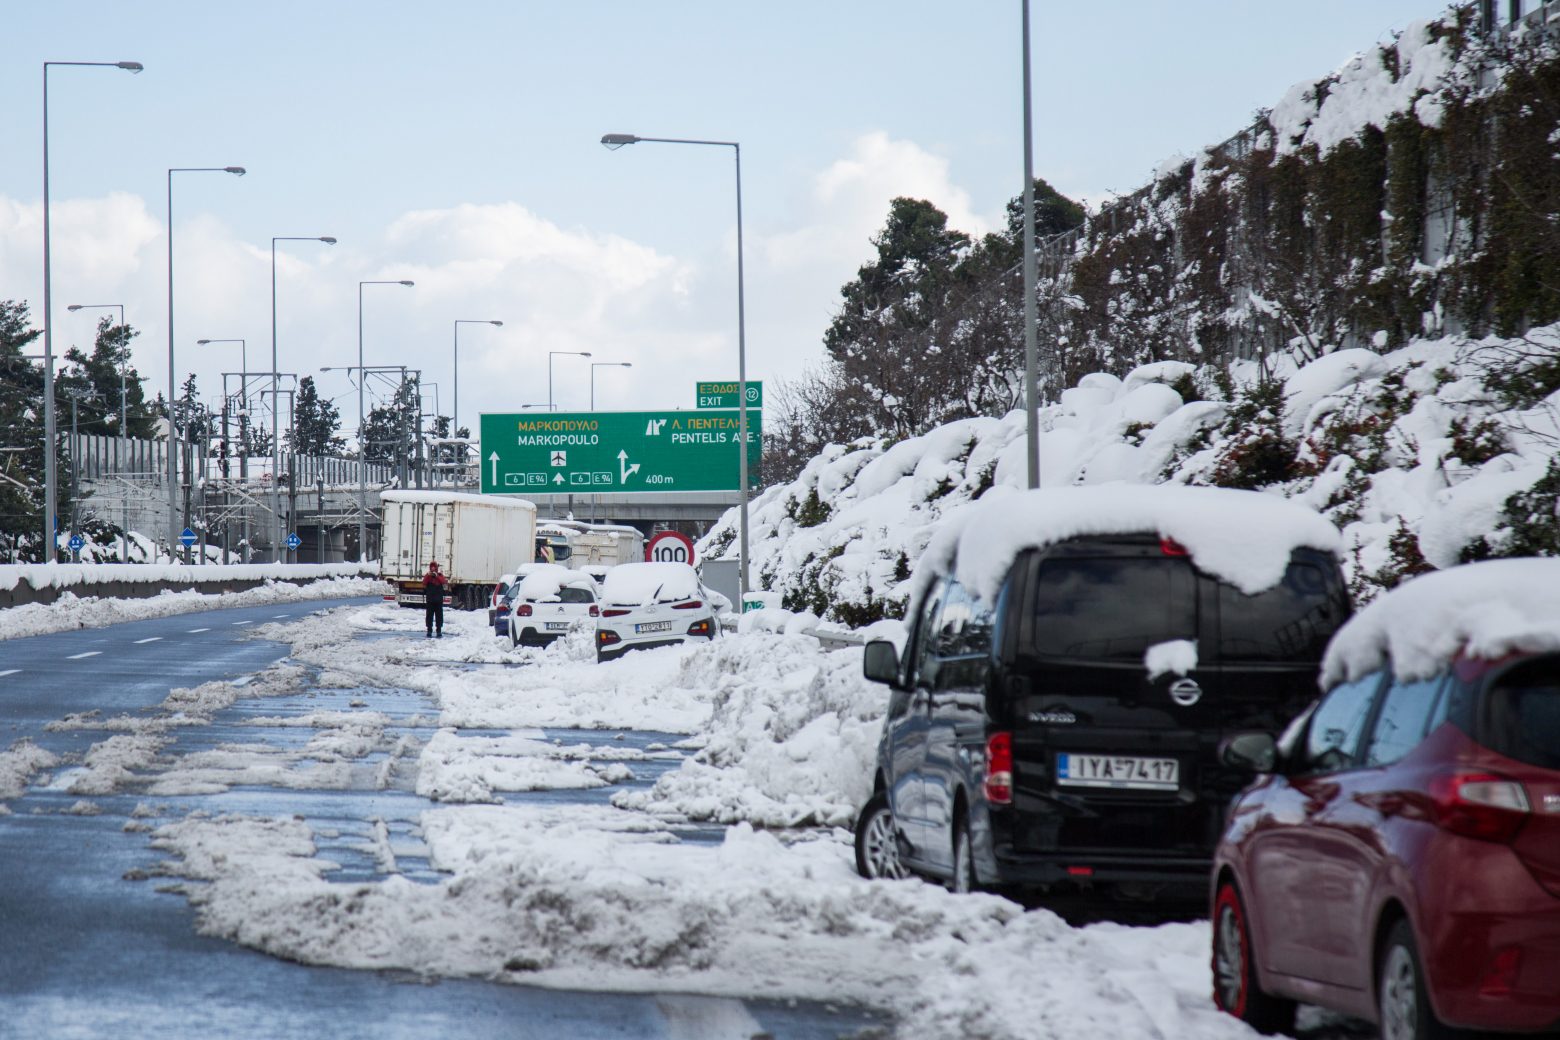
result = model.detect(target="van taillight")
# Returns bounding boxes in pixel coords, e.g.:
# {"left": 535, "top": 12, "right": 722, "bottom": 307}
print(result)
{"left": 1428, "top": 771, "right": 1530, "bottom": 843}
{"left": 985, "top": 732, "right": 1013, "bottom": 805}
{"left": 1159, "top": 536, "right": 1189, "bottom": 556}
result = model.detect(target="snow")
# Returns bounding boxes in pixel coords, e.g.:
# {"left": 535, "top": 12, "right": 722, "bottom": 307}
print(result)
{"left": 599, "top": 562, "right": 701, "bottom": 606}
{"left": 0, "top": 561, "right": 372, "bottom": 592}
{"left": 914, "top": 484, "right": 1342, "bottom": 610}
{"left": 1321, "top": 558, "right": 1560, "bottom": 687}
{"left": 0, "top": 740, "right": 59, "bottom": 800}
{"left": 514, "top": 564, "right": 596, "bottom": 601}
{"left": 0, "top": 575, "right": 383, "bottom": 641}
{"left": 1145, "top": 639, "right": 1199, "bottom": 680}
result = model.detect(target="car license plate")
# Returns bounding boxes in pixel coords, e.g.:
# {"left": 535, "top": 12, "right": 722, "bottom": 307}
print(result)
{"left": 1056, "top": 753, "right": 1179, "bottom": 791}
{"left": 635, "top": 621, "right": 673, "bottom": 634}
{"left": 544, "top": 621, "right": 571, "bottom": 631}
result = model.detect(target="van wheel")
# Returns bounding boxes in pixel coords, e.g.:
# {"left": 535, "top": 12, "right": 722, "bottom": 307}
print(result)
{"left": 1212, "top": 881, "right": 1295, "bottom": 1035}
{"left": 950, "top": 816, "right": 977, "bottom": 894}
{"left": 1378, "top": 920, "right": 1452, "bottom": 1040}
{"left": 854, "top": 793, "right": 907, "bottom": 880}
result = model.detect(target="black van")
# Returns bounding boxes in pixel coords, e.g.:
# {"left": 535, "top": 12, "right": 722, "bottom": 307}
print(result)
{"left": 855, "top": 528, "right": 1350, "bottom": 903}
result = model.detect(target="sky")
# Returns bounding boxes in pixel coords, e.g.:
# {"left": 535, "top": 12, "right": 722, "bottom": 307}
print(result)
{"left": 3, "top": 0, "right": 1449, "bottom": 443}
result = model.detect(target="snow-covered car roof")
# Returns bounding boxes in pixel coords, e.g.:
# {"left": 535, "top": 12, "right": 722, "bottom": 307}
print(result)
{"left": 1320, "top": 558, "right": 1560, "bottom": 688}
{"left": 515, "top": 566, "right": 598, "bottom": 602}
{"left": 913, "top": 483, "right": 1342, "bottom": 609}
{"left": 600, "top": 562, "right": 701, "bottom": 606}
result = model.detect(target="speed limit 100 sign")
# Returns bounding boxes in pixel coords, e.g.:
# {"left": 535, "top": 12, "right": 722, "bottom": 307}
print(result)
{"left": 646, "top": 530, "right": 696, "bottom": 566}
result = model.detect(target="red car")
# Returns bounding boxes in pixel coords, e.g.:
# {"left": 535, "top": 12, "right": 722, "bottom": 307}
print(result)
{"left": 1211, "top": 559, "right": 1560, "bottom": 1039}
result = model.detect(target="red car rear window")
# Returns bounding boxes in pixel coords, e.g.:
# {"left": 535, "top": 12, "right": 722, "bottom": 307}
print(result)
{"left": 1485, "top": 656, "right": 1560, "bottom": 771}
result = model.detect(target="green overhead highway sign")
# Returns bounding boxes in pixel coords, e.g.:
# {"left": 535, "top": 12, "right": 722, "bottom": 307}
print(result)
{"left": 480, "top": 409, "right": 761, "bottom": 495}
{"left": 696, "top": 381, "right": 761, "bottom": 409}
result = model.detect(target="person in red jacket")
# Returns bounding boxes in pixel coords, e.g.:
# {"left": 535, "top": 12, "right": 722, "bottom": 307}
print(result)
{"left": 423, "top": 561, "right": 448, "bottom": 638}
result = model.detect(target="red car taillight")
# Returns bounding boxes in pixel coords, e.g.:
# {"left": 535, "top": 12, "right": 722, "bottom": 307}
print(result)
{"left": 686, "top": 619, "right": 712, "bottom": 637}
{"left": 984, "top": 732, "right": 1013, "bottom": 805}
{"left": 672, "top": 600, "right": 703, "bottom": 610}
{"left": 1428, "top": 771, "right": 1530, "bottom": 843}
{"left": 516, "top": 604, "right": 533, "bottom": 617}
{"left": 602, "top": 608, "right": 630, "bottom": 617}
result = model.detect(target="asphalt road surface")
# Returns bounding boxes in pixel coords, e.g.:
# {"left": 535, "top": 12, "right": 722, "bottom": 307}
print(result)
{"left": 0, "top": 598, "right": 881, "bottom": 1040}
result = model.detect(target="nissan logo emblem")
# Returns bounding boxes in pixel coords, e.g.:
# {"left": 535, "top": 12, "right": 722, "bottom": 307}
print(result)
{"left": 1169, "top": 678, "right": 1202, "bottom": 707}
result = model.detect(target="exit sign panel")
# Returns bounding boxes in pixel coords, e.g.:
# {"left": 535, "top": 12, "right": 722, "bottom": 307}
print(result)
{"left": 480, "top": 410, "right": 761, "bottom": 494}
{"left": 695, "top": 381, "right": 762, "bottom": 410}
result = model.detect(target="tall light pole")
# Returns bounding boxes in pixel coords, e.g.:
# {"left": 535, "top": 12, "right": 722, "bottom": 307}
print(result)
{"left": 42, "top": 59, "right": 142, "bottom": 562}
{"left": 67, "top": 302, "right": 127, "bottom": 560}
{"left": 1021, "top": 0, "right": 1041, "bottom": 490}
{"left": 168, "top": 166, "right": 245, "bottom": 561}
{"left": 547, "top": 351, "right": 591, "bottom": 411}
{"left": 601, "top": 132, "right": 752, "bottom": 595}
{"left": 453, "top": 319, "right": 502, "bottom": 436}
{"left": 358, "top": 280, "right": 414, "bottom": 562}
{"left": 271, "top": 236, "right": 336, "bottom": 563}
{"left": 590, "top": 361, "right": 632, "bottom": 410}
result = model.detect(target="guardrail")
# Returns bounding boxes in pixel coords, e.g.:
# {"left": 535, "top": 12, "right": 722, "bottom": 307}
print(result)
{"left": 720, "top": 612, "right": 868, "bottom": 650}
{"left": 0, "top": 563, "right": 376, "bottom": 609}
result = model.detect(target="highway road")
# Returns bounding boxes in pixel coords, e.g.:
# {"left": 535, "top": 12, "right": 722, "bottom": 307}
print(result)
{"left": 0, "top": 598, "right": 879, "bottom": 1040}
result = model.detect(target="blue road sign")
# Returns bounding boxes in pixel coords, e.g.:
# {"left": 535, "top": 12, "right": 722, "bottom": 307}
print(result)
{"left": 67, "top": 534, "right": 85, "bottom": 552}
{"left": 286, "top": 533, "right": 302, "bottom": 551}
{"left": 179, "top": 528, "right": 197, "bottom": 547}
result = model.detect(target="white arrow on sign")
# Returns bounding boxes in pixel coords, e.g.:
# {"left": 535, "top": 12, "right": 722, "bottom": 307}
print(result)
{"left": 618, "top": 450, "right": 640, "bottom": 483}
{"left": 489, "top": 451, "right": 500, "bottom": 484}
{"left": 553, "top": 473, "right": 565, "bottom": 485}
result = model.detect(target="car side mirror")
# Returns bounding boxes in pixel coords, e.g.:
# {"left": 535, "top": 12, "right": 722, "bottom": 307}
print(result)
{"left": 1220, "top": 732, "right": 1278, "bottom": 774}
{"left": 863, "top": 640, "right": 901, "bottom": 687}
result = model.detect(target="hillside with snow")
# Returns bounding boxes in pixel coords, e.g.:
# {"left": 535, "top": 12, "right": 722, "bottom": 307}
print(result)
{"left": 702, "top": 322, "right": 1560, "bottom": 623}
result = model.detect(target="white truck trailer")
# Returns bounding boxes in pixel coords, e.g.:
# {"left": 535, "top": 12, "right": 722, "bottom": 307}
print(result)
{"left": 380, "top": 490, "right": 536, "bottom": 610}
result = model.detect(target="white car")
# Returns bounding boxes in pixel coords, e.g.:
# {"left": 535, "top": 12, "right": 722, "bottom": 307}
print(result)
{"left": 508, "top": 565, "right": 600, "bottom": 648}
{"left": 595, "top": 562, "right": 718, "bottom": 662}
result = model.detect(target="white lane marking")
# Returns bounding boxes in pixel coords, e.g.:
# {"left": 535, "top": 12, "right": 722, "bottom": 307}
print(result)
{"left": 231, "top": 621, "right": 252, "bottom": 626}
{"left": 0, "top": 669, "right": 19, "bottom": 677}
{"left": 272, "top": 614, "right": 290, "bottom": 619}
{"left": 67, "top": 651, "right": 101, "bottom": 660}
{"left": 134, "top": 637, "right": 162, "bottom": 644}
{"left": 189, "top": 628, "right": 210, "bottom": 633}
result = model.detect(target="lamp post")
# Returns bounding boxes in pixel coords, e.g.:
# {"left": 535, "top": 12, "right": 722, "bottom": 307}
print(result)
{"left": 67, "top": 302, "right": 128, "bottom": 560}
{"left": 271, "top": 236, "right": 336, "bottom": 562}
{"left": 358, "top": 280, "right": 414, "bottom": 561}
{"left": 547, "top": 351, "right": 591, "bottom": 411}
{"left": 1021, "top": 0, "right": 1040, "bottom": 490}
{"left": 590, "top": 362, "right": 632, "bottom": 410}
{"left": 452, "top": 319, "right": 502, "bottom": 436}
{"left": 42, "top": 59, "right": 143, "bottom": 562}
{"left": 600, "top": 132, "right": 752, "bottom": 596}
{"left": 168, "top": 166, "right": 245, "bottom": 562}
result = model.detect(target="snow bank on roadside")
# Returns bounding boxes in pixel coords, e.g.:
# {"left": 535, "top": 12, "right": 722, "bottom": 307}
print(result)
{"left": 611, "top": 633, "right": 886, "bottom": 827}
{"left": 149, "top": 805, "right": 1261, "bottom": 1040}
{"left": 0, "top": 576, "right": 383, "bottom": 641}
{"left": 0, "top": 561, "right": 373, "bottom": 592}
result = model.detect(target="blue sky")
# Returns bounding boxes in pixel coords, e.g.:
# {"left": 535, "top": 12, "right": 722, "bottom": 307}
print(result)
{"left": 3, "top": 0, "right": 1447, "bottom": 431}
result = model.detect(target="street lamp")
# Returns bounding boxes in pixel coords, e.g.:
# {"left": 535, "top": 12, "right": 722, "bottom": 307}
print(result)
{"left": 168, "top": 165, "right": 245, "bottom": 562}
{"left": 1021, "top": 0, "right": 1040, "bottom": 490}
{"left": 453, "top": 319, "right": 502, "bottom": 436}
{"left": 358, "top": 280, "right": 414, "bottom": 562}
{"left": 590, "top": 362, "right": 632, "bottom": 410}
{"left": 41, "top": 59, "right": 143, "bottom": 562}
{"left": 67, "top": 302, "right": 128, "bottom": 560}
{"left": 547, "top": 351, "right": 591, "bottom": 411}
{"left": 271, "top": 235, "right": 336, "bottom": 563}
{"left": 600, "top": 131, "right": 753, "bottom": 595}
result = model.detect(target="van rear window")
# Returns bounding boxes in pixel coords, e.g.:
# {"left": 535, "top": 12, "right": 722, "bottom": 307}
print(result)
{"left": 1218, "top": 561, "right": 1346, "bottom": 662}
{"left": 1032, "top": 558, "right": 1194, "bottom": 661}
{"left": 1485, "top": 657, "right": 1560, "bottom": 770}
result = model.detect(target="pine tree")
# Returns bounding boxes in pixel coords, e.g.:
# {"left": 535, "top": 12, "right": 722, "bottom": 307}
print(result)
{"left": 288, "top": 376, "right": 346, "bottom": 457}
{"left": 0, "top": 301, "right": 45, "bottom": 558}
